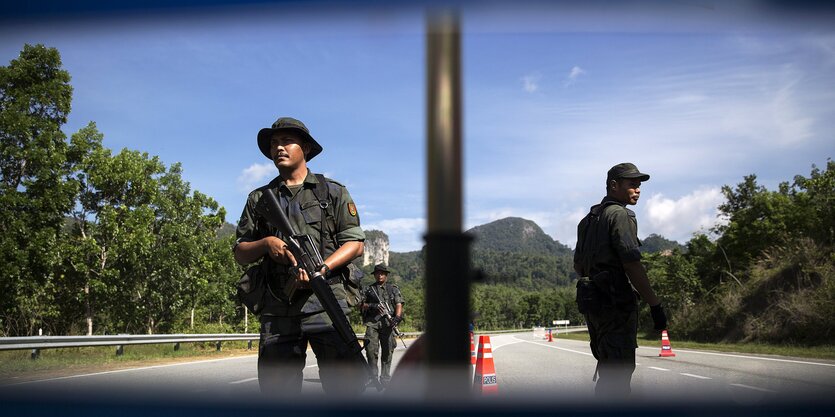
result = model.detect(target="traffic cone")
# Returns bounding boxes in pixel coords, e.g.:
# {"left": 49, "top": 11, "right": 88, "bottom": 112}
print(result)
{"left": 659, "top": 330, "right": 676, "bottom": 357}
{"left": 470, "top": 331, "right": 476, "bottom": 365}
{"left": 473, "top": 335, "right": 498, "bottom": 394}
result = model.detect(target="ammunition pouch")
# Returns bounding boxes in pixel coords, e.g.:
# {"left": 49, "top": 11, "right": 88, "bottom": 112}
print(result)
{"left": 576, "top": 277, "right": 603, "bottom": 314}
{"left": 236, "top": 264, "right": 268, "bottom": 314}
{"left": 339, "top": 263, "right": 364, "bottom": 308}
{"left": 576, "top": 270, "right": 638, "bottom": 314}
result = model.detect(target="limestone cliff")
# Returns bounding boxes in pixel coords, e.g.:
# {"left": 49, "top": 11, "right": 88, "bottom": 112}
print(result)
{"left": 362, "top": 229, "right": 389, "bottom": 266}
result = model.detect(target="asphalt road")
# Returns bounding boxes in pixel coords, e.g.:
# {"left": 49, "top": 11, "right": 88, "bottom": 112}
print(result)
{"left": 2, "top": 331, "right": 834, "bottom": 405}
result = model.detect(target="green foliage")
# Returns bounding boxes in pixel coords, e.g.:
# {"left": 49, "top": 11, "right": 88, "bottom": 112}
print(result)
{"left": 1, "top": 44, "right": 74, "bottom": 336}
{"left": 665, "top": 161, "right": 835, "bottom": 345}
{"left": 470, "top": 284, "right": 581, "bottom": 330}
{"left": 0, "top": 44, "right": 241, "bottom": 336}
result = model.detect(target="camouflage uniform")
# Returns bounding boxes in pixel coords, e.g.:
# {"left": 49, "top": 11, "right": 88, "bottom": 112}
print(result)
{"left": 362, "top": 278, "right": 404, "bottom": 384}
{"left": 574, "top": 197, "right": 642, "bottom": 397}
{"left": 236, "top": 169, "right": 365, "bottom": 395}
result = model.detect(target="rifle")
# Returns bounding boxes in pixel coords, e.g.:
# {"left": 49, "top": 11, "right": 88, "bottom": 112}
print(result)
{"left": 368, "top": 285, "right": 407, "bottom": 349}
{"left": 261, "top": 188, "right": 379, "bottom": 390}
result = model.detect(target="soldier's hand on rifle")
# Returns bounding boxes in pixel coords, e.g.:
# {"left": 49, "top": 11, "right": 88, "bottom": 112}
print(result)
{"left": 264, "top": 236, "right": 297, "bottom": 265}
{"left": 391, "top": 316, "right": 402, "bottom": 327}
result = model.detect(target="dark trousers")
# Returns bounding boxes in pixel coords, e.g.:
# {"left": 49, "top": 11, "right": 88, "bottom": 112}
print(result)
{"left": 258, "top": 315, "right": 365, "bottom": 396}
{"left": 363, "top": 322, "right": 395, "bottom": 382}
{"left": 586, "top": 307, "right": 638, "bottom": 399}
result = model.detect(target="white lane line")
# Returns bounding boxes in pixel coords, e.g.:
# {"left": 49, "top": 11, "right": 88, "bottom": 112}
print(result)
{"left": 3, "top": 355, "right": 257, "bottom": 386}
{"left": 491, "top": 338, "right": 525, "bottom": 351}
{"left": 638, "top": 346, "right": 835, "bottom": 367}
{"left": 680, "top": 373, "right": 712, "bottom": 380}
{"left": 730, "top": 383, "right": 778, "bottom": 393}
{"left": 648, "top": 366, "right": 669, "bottom": 371}
{"left": 229, "top": 377, "right": 258, "bottom": 385}
{"left": 518, "top": 339, "right": 594, "bottom": 357}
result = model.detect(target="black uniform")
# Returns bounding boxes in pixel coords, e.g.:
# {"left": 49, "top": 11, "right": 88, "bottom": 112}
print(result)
{"left": 574, "top": 196, "right": 641, "bottom": 398}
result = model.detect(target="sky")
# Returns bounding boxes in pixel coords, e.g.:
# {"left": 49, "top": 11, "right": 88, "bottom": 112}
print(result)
{"left": 2, "top": 1, "right": 834, "bottom": 252}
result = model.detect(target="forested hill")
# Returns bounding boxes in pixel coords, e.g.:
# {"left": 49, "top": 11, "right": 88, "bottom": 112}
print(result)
{"left": 387, "top": 217, "right": 576, "bottom": 289}
{"left": 469, "top": 217, "right": 573, "bottom": 256}
{"left": 469, "top": 217, "right": 575, "bottom": 289}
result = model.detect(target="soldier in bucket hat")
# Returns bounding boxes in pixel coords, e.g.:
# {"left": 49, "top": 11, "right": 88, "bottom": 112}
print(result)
{"left": 360, "top": 262, "right": 404, "bottom": 387}
{"left": 234, "top": 116, "right": 367, "bottom": 396}
{"left": 573, "top": 162, "right": 667, "bottom": 399}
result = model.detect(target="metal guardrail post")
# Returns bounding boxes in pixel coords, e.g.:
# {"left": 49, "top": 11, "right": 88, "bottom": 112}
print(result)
{"left": 116, "top": 345, "right": 124, "bottom": 356}
{"left": 31, "top": 348, "right": 40, "bottom": 360}
{"left": 174, "top": 342, "right": 180, "bottom": 351}
{"left": 215, "top": 341, "right": 222, "bottom": 351}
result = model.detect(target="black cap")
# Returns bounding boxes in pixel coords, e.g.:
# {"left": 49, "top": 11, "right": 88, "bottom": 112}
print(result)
{"left": 257, "top": 117, "right": 323, "bottom": 161}
{"left": 607, "top": 162, "right": 650, "bottom": 182}
{"left": 373, "top": 263, "right": 390, "bottom": 273}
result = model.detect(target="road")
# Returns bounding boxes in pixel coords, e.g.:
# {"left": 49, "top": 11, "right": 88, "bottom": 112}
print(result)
{"left": 2, "top": 331, "right": 833, "bottom": 405}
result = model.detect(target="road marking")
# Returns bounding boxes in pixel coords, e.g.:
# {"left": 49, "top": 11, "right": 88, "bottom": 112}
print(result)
{"left": 516, "top": 338, "right": 594, "bottom": 357}
{"left": 730, "top": 383, "right": 777, "bottom": 393}
{"left": 638, "top": 346, "right": 835, "bottom": 367}
{"left": 648, "top": 366, "right": 669, "bottom": 371}
{"left": 680, "top": 373, "right": 712, "bottom": 380}
{"left": 229, "top": 377, "right": 258, "bottom": 385}
{"left": 2, "top": 355, "right": 257, "bottom": 386}
{"left": 491, "top": 338, "right": 525, "bottom": 351}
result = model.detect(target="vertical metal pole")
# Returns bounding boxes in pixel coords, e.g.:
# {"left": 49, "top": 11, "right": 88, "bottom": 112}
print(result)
{"left": 425, "top": 10, "right": 471, "bottom": 398}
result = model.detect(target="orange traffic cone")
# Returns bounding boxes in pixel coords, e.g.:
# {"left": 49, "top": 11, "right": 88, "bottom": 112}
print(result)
{"left": 470, "top": 331, "right": 476, "bottom": 365}
{"left": 473, "top": 335, "right": 498, "bottom": 394}
{"left": 659, "top": 330, "right": 676, "bottom": 357}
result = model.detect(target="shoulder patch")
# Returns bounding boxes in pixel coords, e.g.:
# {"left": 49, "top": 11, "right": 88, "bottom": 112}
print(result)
{"left": 348, "top": 202, "right": 357, "bottom": 217}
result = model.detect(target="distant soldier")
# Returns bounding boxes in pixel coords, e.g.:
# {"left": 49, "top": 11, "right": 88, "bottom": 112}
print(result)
{"left": 360, "top": 262, "right": 404, "bottom": 387}
{"left": 574, "top": 162, "right": 667, "bottom": 398}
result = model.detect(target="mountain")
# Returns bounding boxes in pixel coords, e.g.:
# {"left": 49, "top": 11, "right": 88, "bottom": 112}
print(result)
{"left": 467, "top": 217, "right": 575, "bottom": 289}
{"left": 641, "top": 233, "right": 685, "bottom": 254}
{"left": 469, "top": 217, "right": 572, "bottom": 256}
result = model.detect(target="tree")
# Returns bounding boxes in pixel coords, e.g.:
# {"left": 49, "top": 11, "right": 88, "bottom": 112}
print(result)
{"left": 0, "top": 44, "right": 74, "bottom": 336}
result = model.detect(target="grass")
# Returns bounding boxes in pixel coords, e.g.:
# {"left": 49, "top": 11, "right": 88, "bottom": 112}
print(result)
{"left": 0, "top": 341, "right": 256, "bottom": 383}
{"left": 552, "top": 331, "right": 835, "bottom": 360}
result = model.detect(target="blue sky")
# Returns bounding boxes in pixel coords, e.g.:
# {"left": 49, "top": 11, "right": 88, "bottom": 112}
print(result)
{"left": 2, "top": 2, "right": 834, "bottom": 252}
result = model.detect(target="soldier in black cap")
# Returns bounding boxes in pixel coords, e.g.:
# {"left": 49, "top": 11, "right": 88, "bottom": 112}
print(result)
{"left": 360, "top": 262, "right": 404, "bottom": 387}
{"left": 573, "top": 162, "right": 667, "bottom": 399}
{"left": 233, "top": 116, "right": 366, "bottom": 396}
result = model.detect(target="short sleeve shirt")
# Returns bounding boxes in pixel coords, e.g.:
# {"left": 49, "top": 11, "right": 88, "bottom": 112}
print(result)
{"left": 234, "top": 170, "right": 365, "bottom": 317}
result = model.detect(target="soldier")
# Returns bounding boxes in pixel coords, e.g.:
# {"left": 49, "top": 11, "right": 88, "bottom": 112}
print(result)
{"left": 233, "top": 116, "right": 366, "bottom": 396}
{"left": 573, "top": 162, "right": 668, "bottom": 399}
{"left": 360, "top": 262, "right": 404, "bottom": 387}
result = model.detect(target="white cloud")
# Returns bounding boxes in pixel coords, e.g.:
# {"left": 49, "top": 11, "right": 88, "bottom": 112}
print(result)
{"left": 521, "top": 73, "right": 541, "bottom": 93}
{"left": 364, "top": 217, "right": 426, "bottom": 252}
{"left": 643, "top": 188, "right": 727, "bottom": 243}
{"left": 237, "top": 162, "right": 275, "bottom": 192}
{"left": 564, "top": 66, "right": 586, "bottom": 86}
